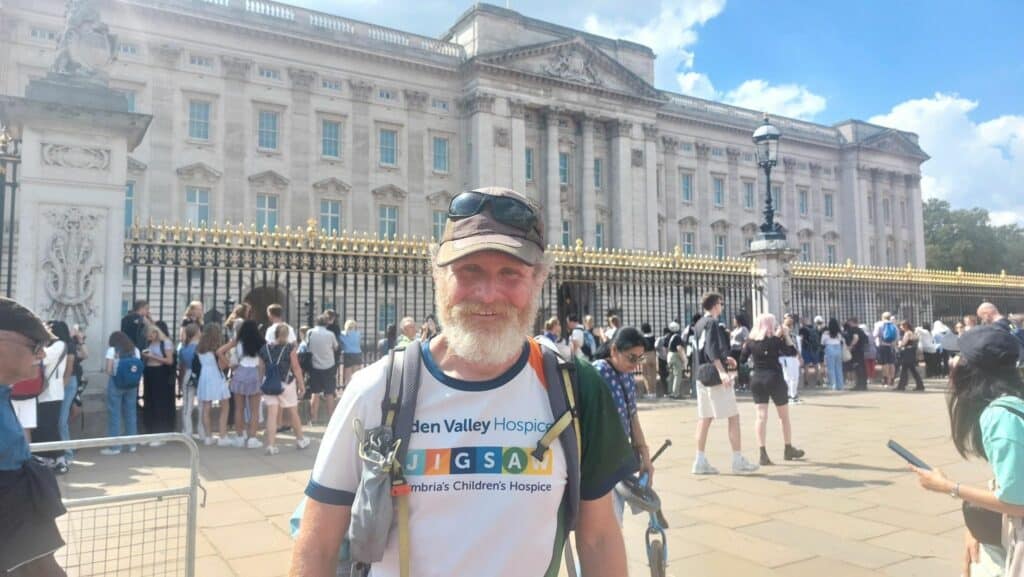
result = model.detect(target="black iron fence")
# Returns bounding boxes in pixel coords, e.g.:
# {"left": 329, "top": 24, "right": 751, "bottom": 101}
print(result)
{"left": 124, "top": 223, "right": 759, "bottom": 355}
{"left": 0, "top": 136, "right": 19, "bottom": 298}
{"left": 124, "top": 222, "right": 1024, "bottom": 357}
{"left": 790, "top": 261, "right": 1024, "bottom": 327}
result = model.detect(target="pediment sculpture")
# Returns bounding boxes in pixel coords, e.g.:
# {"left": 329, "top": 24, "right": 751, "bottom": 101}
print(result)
{"left": 543, "top": 45, "right": 601, "bottom": 86}
{"left": 51, "top": 0, "right": 117, "bottom": 84}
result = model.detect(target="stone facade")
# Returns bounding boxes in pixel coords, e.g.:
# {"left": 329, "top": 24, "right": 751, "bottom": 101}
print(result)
{"left": 1, "top": 0, "right": 928, "bottom": 266}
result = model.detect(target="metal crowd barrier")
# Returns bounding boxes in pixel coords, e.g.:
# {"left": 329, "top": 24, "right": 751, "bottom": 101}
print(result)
{"left": 29, "top": 433, "right": 204, "bottom": 577}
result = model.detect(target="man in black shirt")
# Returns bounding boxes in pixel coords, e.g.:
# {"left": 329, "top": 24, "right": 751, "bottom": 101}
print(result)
{"left": 120, "top": 299, "right": 150, "bottom": 351}
{"left": 691, "top": 292, "right": 759, "bottom": 475}
{"left": 844, "top": 318, "right": 869, "bottom": 390}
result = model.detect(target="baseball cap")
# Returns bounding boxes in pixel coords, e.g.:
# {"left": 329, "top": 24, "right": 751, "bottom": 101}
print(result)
{"left": 435, "top": 187, "right": 546, "bottom": 267}
{"left": 959, "top": 325, "right": 1020, "bottom": 368}
{"left": 0, "top": 297, "right": 55, "bottom": 345}
{"left": 668, "top": 321, "right": 680, "bottom": 332}
{"left": 814, "top": 316, "right": 824, "bottom": 324}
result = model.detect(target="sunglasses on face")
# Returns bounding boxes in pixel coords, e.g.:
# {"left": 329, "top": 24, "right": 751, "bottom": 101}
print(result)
{"left": 447, "top": 191, "right": 539, "bottom": 234}
{"left": 625, "top": 352, "right": 646, "bottom": 364}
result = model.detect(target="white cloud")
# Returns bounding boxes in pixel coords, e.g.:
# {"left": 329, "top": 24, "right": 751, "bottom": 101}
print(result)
{"left": 583, "top": 0, "right": 725, "bottom": 67}
{"left": 722, "top": 79, "right": 827, "bottom": 120}
{"left": 869, "top": 93, "right": 1024, "bottom": 226}
{"left": 585, "top": 0, "right": 827, "bottom": 120}
{"left": 676, "top": 71, "right": 717, "bottom": 100}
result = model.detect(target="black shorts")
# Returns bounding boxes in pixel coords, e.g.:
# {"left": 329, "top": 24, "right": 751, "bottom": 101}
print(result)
{"left": 750, "top": 370, "right": 788, "bottom": 405}
{"left": 876, "top": 345, "right": 896, "bottom": 365}
{"left": 343, "top": 353, "right": 363, "bottom": 368}
{"left": 306, "top": 366, "right": 337, "bottom": 396}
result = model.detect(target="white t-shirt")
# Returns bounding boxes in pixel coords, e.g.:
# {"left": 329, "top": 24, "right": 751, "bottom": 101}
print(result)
{"left": 821, "top": 333, "right": 844, "bottom": 347}
{"left": 308, "top": 343, "right": 568, "bottom": 577}
{"left": 265, "top": 322, "right": 297, "bottom": 345}
{"left": 38, "top": 341, "right": 67, "bottom": 403}
{"left": 569, "top": 327, "right": 585, "bottom": 358}
{"left": 236, "top": 343, "right": 259, "bottom": 368}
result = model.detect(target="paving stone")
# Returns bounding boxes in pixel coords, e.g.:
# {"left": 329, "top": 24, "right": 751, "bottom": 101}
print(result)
{"left": 227, "top": 550, "right": 292, "bottom": 577}
{"left": 672, "top": 525, "right": 815, "bottom": 568}
{"left": 198, "top": 499, "right": 266, "bottom": 528}
{"left": 674, "top": 503, "right": 769, "bottom": 528}
{"left": 195, "top": 555, "right": 237, "bottom": 577}
{"left": 880, "top": 556, "right": 959, "bottom": 577}
{"left": 771, "top": 507, "right": 902, "bottom": 540}
{"left": 775, "top": 556, "right": 886, "bottom": 577}
{"left": 850, "top": 505, "right": 964, "bottom": 535}
{"left": 740, "top": 520, "right": 910, "bottom": 569}
{"left": 203, "top": 520, "right": 293, "bottom": 559}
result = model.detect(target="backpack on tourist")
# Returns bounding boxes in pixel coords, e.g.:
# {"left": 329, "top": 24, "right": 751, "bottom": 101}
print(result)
{"left": 113, "top": 353, "right": 145, "bottom": 390}
{"left": 299, "top": 339, "right": 583, "bottom": 577}
{"left": 881, "top": 321, "right": 898, "bottom": 344}
{"left": 260, "top": 344, "right": 290, "bottom": 395}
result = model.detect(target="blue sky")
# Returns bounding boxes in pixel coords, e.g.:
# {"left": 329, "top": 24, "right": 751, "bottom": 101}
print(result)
{"left": 292, "top": 0, "right": 1023, "bottom": 224}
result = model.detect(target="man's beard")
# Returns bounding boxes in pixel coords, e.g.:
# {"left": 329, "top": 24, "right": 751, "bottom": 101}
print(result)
{"left": 435, "top": 283, "right": 541, "bottom": 365}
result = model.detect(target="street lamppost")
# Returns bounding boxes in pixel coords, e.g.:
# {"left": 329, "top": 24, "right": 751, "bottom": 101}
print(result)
{"left": 753, "top": 114, "right": 784, "bottom": 240}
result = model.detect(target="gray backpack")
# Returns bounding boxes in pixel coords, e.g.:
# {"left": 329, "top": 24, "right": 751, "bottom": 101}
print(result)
{"left": 348, "top": 339, "right": 582, "bottom": 577}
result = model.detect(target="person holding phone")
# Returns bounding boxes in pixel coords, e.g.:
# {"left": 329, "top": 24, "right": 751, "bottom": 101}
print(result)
{"left": 910, "top": 326, "right": 1024, "bottom": 577}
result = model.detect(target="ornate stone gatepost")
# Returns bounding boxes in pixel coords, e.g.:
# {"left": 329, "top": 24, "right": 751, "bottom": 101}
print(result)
{"left": 745, "top": 238, "right": 800, "bottom": 319}
{"left": 0, "top": 0, "right": 151, "bottom": 373}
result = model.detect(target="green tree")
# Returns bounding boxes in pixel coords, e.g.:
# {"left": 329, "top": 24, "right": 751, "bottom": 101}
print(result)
{"left": 923, "top": 199, "right": 1024, "bottom": 274}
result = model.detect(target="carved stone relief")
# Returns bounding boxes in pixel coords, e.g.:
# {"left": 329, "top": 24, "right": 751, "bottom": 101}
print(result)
{"left": 403, "top": 89, "right": 428, "bottom": 111}
{"left": 631, "top": 149, "right": 643, "bottom": 167}
{"left": 494, "top": 127, "right": 509, "bottom": 148}
{"left": 347, "top": 78, "right": 374, "bottom": 101}
{"left": 40, "top": 206, "right": 104, "bottom": 327}
{"left": 542, "top": 45, "right": 601, "bottom": 86}
{"left": 41, "top": 143, "right": 110, "bottom": 170}
{"left": 288, "top": 67, "right": 317, "bottom": 90}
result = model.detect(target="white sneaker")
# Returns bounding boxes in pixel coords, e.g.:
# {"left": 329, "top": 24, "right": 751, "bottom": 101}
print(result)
{"left": 216, "top": 436, "right": 233, "bottom": 448}
{"left": 203, "top": 437, "right": 216, "bottom": 446}
{"left": 692, "top": 457, "right": 719, "bottom": 475}
{"left": 245, "top": 437, "right": 262, "bottom": 449}
{"left": 100, "top": 447, "right": 122, "bottom": 456}
{"left": 231, "top": 436, "right": 245, "bottom": 448}
{"left": 732, "top": 454, "right": 760, "bottom": 474}
{"left": 265, "top": 445, "right": 280, "bottom": 456}
{"left": 296, "top": 437, "right": 311, "bottom": 450}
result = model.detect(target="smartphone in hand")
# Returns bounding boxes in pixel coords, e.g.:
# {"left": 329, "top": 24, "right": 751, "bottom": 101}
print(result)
{"left": 887, "top": 439, "right": 931, "bottom": 470}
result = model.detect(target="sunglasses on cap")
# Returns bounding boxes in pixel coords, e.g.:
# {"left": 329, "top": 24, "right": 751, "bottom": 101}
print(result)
{"left": 447, "top": 191, "right": 539, "bottom": 234}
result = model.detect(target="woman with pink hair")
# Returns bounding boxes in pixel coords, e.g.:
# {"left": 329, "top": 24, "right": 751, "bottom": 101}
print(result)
{"left": 740, "top": 313, "right": 806, "bottom": 466}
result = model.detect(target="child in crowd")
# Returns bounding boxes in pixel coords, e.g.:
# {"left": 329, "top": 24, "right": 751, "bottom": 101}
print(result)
{"left": 196, "top": 324, "right": 231, "bottom": 446}
{"left": 177, "top": 323, "right": 202, "bottom": 439}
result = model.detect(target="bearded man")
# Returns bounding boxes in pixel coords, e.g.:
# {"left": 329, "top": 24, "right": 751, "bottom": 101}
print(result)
{"left": 291, "top": 187, "right": 635, "bottom": 577}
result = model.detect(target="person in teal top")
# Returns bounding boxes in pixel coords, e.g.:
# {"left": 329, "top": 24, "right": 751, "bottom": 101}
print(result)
{"left": 338, "top": 320, "right": 363, "bottom": 389}
{"left": 911, "top": 326, "right": 1024, "bottom": 576}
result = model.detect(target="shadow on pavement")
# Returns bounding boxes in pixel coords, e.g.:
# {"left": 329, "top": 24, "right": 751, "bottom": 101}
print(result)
{"left": 761, "top": 472, "right": 893, "bottom": 490}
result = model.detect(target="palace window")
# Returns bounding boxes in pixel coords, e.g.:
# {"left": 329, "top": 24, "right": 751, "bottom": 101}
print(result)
{"left": 379, "top": 129, "right": 398, "bottom": 167}
{"left": 713, "top": 177, "right": 725, "bottom": 207}
{"left": 124, "top": 182, "right": 135, "bottom": 234}
{"left": 561, "top": 220, "right": 571, "bottom": 247}
{"left": 826, "top": 243, "right": 837, "bottom": 264}
{"left": 680, "top": 172, "right": 693, "bottom": 203}
{"left": 771, "top": 185, "right": 782, "bottom": 213}
{"left": 743, "top": 181, "right": 754, "bottom": 210}
{"left": 595, "top": 222, "right": 605, "bottom": 249}
{"left": 257, "top": 110, "right": 279, "bottom": 150}
{"left": 321, "top": 78, "right": 342, "bottom": 91}
{"left": 378, "top": 205, "right": 398, "bottom": 240}
{"left": 594, "top": 158, "right": 603, "bottom": 189}
{"left": 188, "top": 100, "right": 210, "bottom": 140}
{"left": 525, "top": 148, "right": 534, "bottom": 181}
{"left": 258, "top": 67, "right": 281, "bottom": 80}
{"left": 432, "top": 137, "right": 449, "bottom": 173}
{"left": 185, "top": 187, "right": 210, "bottom": 226}
{"left": 256, "top": 194, "right": 279, "bottom": 231}
{"left": 189, "top": 54, "right": 212, "bottom": 68}
{"left": 824, "top": 193, "right": 834, "bottom": 218}
{"left": 800, "top": 242, "right": 811, "bottom": 262}
{"left": 799, "top": 188, "right": 808, "bottom": 216}
{"left": 432, "top": 210, "right": 447, "bottom": 242}
{"left": 319, "top": 199, "right": 342, "bottom": 234}
{"left": 559, "top": 153, "right": 570, "bottom": 185}
{"left": 682, "top": 232, "right": 695, "bottom": 255}
{"left": 322, "top": 120, "right": 341, "bottom": 158}
{"left": 714, "top": 235, "right": 727, "bottom": 259}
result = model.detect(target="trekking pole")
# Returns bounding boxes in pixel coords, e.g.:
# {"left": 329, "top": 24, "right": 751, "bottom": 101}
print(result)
{"left": 650, "top": 439, "right": 671, "bottom": 464}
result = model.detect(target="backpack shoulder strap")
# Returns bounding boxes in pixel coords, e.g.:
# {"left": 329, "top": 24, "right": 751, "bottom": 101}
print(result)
{"left": 535, "top": 344, "right": 582, "bottom": 531}
{"left": 378, "top": 339, "right": 423, "bottom": 577}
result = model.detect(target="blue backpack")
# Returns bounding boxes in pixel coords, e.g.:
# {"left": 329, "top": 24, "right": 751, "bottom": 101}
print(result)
{"left": 881, "top": 322, "right": 898, "bottom": 344}
{"left": 113, "top": 353, "right": 144, "bottom": 389}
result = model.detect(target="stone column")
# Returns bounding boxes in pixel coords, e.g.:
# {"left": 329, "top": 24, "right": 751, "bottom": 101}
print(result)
{"left": 348, "top": 78, "right": 374, "bottom": 233}
{"left": 906, "top": 174, "right": 925, "bottom": 266}
{"left": 149, "top": 43, "right": 183, "bottom": 222}
{"left": 610, "top": 120, "right": 633, "bottom": 248}
{"left": 509, "top": 100, "right": 527, "bottom": 195}
{"left": 661, "top": 136, "right": 679, "bottom": 249}
{"left": 580, "top": 114, "right": 596, "bottom": 247}
{"left": 468, "top": 93, "right": 496, "bottom": 188}
{"left": 1, "top": 86, "right": 151, "bottom": 373}
{"left": 642, "top": 124, "right": 659, "bottom": 250}
{"left": 746, "top": 240, "right": 799, "bottom": 319}
{"left": 221, "top": 55, "right": 253, "bottom": 224}
{"left": 726, "top": 146, "right": 741, "bottom": 254}
{"left": 544, "top": 109, "right": 563, "bottom": 245}
{"left": 809, "top": 162, "right": 823, "bottom": 259}
{"left": 404, "top": 89, "right": 428, "bottom": 237}
{"left": 782, "top": 156, "right": 797, "bottom": 225}
{"left": 288, "top": 68, "right": 316, "bottom": 226}
{"left": 694, "top": 142, "right": 710, "bottom": 252}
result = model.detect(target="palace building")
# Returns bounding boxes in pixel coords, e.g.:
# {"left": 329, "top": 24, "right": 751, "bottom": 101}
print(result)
{"left": 1, "top": 0, "right": 929, "bottom": 266}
